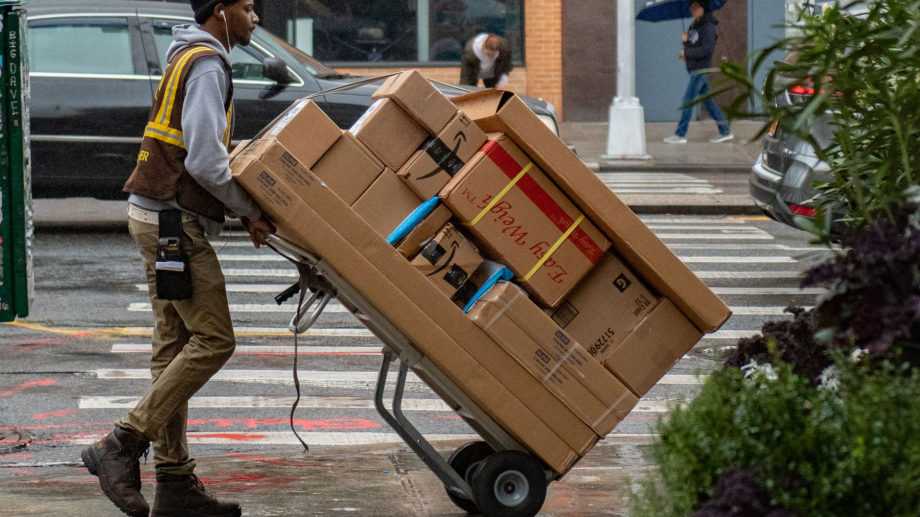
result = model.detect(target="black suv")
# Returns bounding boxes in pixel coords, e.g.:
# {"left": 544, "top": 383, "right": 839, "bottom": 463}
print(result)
{"left": 27, "top": 0, "right": 559, "bottom": 198}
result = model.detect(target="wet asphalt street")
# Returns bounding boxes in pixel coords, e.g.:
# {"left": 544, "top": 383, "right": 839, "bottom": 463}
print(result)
{"left": 0, "top": 198, "right": 833, "bottom": 515}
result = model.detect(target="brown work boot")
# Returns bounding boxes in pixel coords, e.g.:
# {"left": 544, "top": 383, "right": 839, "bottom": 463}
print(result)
{"left": 151, "top": 473, "right": 242, "bottom": 517}
{"left": 81, "top": 426, "right": 151, "bottom": 517}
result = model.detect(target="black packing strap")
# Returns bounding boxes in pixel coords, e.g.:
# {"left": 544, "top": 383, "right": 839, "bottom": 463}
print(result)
{"left": 417, "top": 137, "right": 466, "bottom": 181}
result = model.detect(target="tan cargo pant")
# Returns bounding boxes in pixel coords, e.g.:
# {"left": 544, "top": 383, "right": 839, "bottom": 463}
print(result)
{"left": 117, "top": 218, "right": 236, "bottom": 475}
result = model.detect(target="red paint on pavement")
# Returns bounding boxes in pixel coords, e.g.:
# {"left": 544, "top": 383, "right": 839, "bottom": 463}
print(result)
{"left": 0, "top": 378, "right": 57, "bottom": 398}
{"left": 227, "top": 453, "right": 334, "bottom": 468}
{"left": 431, "top": 415, "right": 462, "bottom": 420}
{"left": 34, "top": 410, "right": 78, "bottom": 420}
{"left": 186, "top": 418, "right": 379, "bottom": 430}
{"left": 191, "top": 433, "right": 267, "bottom": 442}
{"left": 2, "top": 454, "right": 32, "bottom": 459}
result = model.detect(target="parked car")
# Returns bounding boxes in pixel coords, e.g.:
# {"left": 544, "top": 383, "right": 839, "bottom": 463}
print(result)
{"left": 27, "top": 0, "right": 560, "bottom": 199}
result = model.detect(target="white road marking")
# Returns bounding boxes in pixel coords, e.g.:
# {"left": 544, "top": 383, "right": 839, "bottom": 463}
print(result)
{"left": 667, "top": 244, "right": 827, "bottom": 251}
{"left": 705, "top": 330, "right": 759, "bottom": 340}
{"left": 111, "top": 344, "right": 381, "bottom": 355}
{"left": 729, "top": 306, "right": 811, "bottom": 315}
{"left": 713, "top": 287, "right": 825, "bottom": 295}
{"left": 679, "top": 256, "right": 796, "bottom": 263}
{"left": 222, "top": 269, "right": 297, "bottom": 277}
{"left": 609, "top": 189, "right": 724, "bottom": 194}
{"left": 80, "top": 395, "right": 451, "bottom": 411}
{"left": 219, "top": 255, "right": 288, "bottom": 262}
{"left": 136, "top": 284, "right": 292, "bottom": 293}
{"left": 128, "top": 302, "right": 350, "bottom": 314}
{"left": 70, "top": 432, "right": 480, "bottom": 446}
{"left": 119, "top": 327, "right": 374, "bottom": 337}
{"left": 657, "top": 234, "right": 774, "bottom": 240}
{"left": 646, "top": 225, "right": 770, "bottom": 231}
{"left": 633, "top": 400, "right": 686, "bottom": 413}
{"left": 638, "top": 217, "right": 749, "bottom": 224}
{"left": 96, "top": 369, "right": 705, "bottom": 386}
{"left": 694, "top": 271, "right": 802, "bottom": 279}
{"left": 96, "top": 368, "right": 421, "bottom": 384}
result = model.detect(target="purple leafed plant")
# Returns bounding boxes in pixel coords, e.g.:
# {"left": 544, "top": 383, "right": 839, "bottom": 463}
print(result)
{"left": 802, "top": 203, "right": 920, "bottom": 355}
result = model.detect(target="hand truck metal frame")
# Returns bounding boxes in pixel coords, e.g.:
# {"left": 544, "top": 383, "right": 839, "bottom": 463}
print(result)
{"left": 267, "top": 234, "right": 556, "bottom": 516}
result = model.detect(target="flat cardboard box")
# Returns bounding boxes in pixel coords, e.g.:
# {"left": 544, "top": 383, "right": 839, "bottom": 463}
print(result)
{"left": 229, "top": 140, "right": 250, "bottom": 162}
{"left": 264, "top": 99, "right": 342, "bottom": 168}
{"left": 410, "top": 223, "right": 483, "bottom": 298}
{"left": 349, "top": 99, "right": 428, "bottom": 170}
{"left": 397, "top": 112, "right": 488, "bottom": 200}
{"left": 450, "top": 90, "right": 731, "bottom": 333}
{"left": 470, "top": 282, "right": 638, "bottom": 434}
{"left": 440, "top": 134, "right": 611, "bottom": 307}
{"left": 603, "top": 299, "right": 704, "bottom": 396}
{"left": 548, "top": 252, "right": 659, "bottom": 362}
{"left": 352, "top": 170, "right": 423, "bottom": 238}
{"left": 231, "top": 142, "right": 316, "bottom": 201}
{"left": 395, "top": 203, "right": 454, "bottom": 259}
{"left": 233, "top": 158, "right": 598, "bottom": 467}
{"left": 372, "top": 70, "right": 458, "bottom": 134}
{"left": 312, "top": 132, "right": 385, "bottom": 205}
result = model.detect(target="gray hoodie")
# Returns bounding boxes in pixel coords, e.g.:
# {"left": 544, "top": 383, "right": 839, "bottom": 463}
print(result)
{"left": 129, "top": 24, "right": 261, "bottom": 236}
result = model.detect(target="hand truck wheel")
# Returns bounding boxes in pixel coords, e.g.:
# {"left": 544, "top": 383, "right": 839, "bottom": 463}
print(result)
{"left": 445, "top": 441, "right": 495, "bottom": 513}
{"left": 470, "top": 451, "right": 547, "bottom": 517}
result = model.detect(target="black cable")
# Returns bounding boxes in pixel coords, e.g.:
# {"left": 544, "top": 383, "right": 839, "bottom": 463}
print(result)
{"left": 289, "top": 266, "right": 311, "bottom": 452}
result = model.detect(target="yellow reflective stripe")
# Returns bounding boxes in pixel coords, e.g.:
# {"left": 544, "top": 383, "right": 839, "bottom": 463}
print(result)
{"left": 519, "top": 214, "right": 585, "bottom": 282}
{"left": 156, "top": 47, "right": 211, "bottom": 125}
{"left": 223, "top": 104, "right": 233, "bottom": 146}
{"left": 144, "top": 129, "right": 186, "bottom": 149}
{"left": 147, "top": 121, "right": 183, "bottom": 138}
{"left": 466, "top": 163, "right": 533, "bottom": 227}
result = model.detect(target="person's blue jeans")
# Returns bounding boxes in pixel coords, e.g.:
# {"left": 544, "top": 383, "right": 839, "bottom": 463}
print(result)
{"left": 676, "top": 71, "right": 730, "bottom": 137}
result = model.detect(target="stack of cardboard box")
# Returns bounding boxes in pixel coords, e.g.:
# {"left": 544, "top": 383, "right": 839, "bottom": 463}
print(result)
{"left": 230, "top": 71, "right": 730, "bottom": 475}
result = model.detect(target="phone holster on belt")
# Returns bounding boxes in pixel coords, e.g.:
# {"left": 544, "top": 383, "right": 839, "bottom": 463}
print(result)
{"left": 155, "top": 210, "right": 193, "bottom": 300}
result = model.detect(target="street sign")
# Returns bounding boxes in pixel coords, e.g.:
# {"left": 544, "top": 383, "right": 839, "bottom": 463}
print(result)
{"left": 0, "top": 2, "right": 31, "bottom": 322}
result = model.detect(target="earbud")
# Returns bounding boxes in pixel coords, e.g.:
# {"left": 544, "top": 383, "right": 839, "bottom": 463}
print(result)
{"left": 219, "top": 10, "right": 225, "bottom": 21}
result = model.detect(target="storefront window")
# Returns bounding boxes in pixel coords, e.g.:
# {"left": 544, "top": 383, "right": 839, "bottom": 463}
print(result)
{"left": 286, "top": 0, "right": 524, "bottom": 64}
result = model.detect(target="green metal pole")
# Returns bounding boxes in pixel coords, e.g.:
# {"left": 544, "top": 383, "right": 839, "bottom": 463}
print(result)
{"left": 0, "top": 4, "right": 13, "bottom": 322}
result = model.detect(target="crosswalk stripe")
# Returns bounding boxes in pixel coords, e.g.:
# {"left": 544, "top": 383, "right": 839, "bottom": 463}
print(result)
{"left": 713, "top": 287, "right": 824, "bottom": 295}
{"left": 657, "top": 234, "right": 774, "bottom": 240}
{"left": 646, "top": 225, "right": 769, "bottom": 231}
{"left": 706, "top": 330, "right": 758, "bottom": 340}
{"left": 79, "top": 395, "right": 451, "bottom": 410}
{"left": 112, "top": 344, "right": 380, "bottom": 355}
{"left": 729, "top": 306, "right": 810, "bottom": 315}
{"left": 119, "top": 327, "right": 374, "bottom": 337}
{"left": 79, "top": 395, "right": 685, "bottom": 413}
{"left": 694, "top": 271, "right": 801, "bottom": 279}
{"left": 70, "top": 432, "right": 480, "bottom": 446}
{"left": 638, "top": 217, "right": 748, "bottom": 224}
{"left": 95, "top": 369, "right": 706, "bottom": 386}
{"left": 136, "top": 284, "right": 293, "bottom": 293}
{"left": 127, "top": 302, "right": 350, "bottom": 314}
{"left": 608, "top": 189, "right": 723, "bottom": 194}
{"left": 222, "top": 269, "right": 297, "bottom": 277}
{"left": 668, "top": 244, "right": 826, "bottom": 251}
{"left": 219, "top": 255, "right": 288, "bottom": 262}
{"left": 680, "top": 256, "right": 795, "bottom": 263}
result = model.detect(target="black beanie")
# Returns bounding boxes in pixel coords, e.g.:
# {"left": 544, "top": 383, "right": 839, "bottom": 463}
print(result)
{"left": 190, "top": 0, "right": 236, "bottom": 24}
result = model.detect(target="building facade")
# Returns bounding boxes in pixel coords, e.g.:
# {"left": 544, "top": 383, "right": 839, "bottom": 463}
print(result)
{"left": 157, "top": 0, "right": 785, "bottom": 122}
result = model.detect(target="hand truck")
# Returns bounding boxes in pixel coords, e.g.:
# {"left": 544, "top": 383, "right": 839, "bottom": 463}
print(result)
{"left": 268, "top": 234, "right": 559, "bottom": 517}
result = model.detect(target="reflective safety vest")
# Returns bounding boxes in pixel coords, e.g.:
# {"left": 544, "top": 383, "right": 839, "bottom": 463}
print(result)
{"left": 123, "top": 45, "right": 235, "bottom": 224}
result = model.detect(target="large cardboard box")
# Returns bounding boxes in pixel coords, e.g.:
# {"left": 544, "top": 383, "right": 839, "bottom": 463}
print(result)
{"left": 548, "top": 252, "right": 659, "bottom": 362}
{"left": 395, "top": 203, "right": 454, "bottom": 259}
{"left": 410, "top": 223, "right": 483, "bottom": 299}
{"left": 372, "top": 70, "right": 458, "bottom": 135}
{"left": 263, "top": 99, "right": 342, "bottom": 168}
{"left": 397, "top": 112, "right": 488, "bottom": 200}
{"left": 233, "top": 159, "right": 598, "bottom": 471}
{"left": 231, "top": 143, "right": 315, "bottom": 202}
{"left": 450, "top": 90, "right": 731, "bottom": 333}
{"left": 468, "top": 282, "right": 638, "bottom": 436}
{"left": 352, "top": 170, "right": 423, "bottom": 238}
{"left": 312, "top": 132, "right": 385, "bottom": 205}
{"left": 349, "top": 99, "right": 427, "bottom": 170}
{"left": 603, "top": 299, "right": 703, "bottom": 396}
{"left": 440, "top": 134, "right": 611, "bottom": 307}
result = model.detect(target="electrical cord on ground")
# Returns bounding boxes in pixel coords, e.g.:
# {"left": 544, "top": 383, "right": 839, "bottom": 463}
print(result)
{"left": 288, "top": 265, "right": 312, "bottom": 452}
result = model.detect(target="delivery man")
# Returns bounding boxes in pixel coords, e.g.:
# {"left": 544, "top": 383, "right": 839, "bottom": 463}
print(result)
{"left": 80, "top": 1, "right": 274, "bottom": 516}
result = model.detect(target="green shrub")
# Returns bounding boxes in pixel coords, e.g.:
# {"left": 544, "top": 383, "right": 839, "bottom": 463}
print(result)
{"left": 629, "top": 358, "right": 920, "bottom": 517}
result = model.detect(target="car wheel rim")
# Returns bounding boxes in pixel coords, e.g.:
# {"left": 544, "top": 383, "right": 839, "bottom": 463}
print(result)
{"left": 493, "top": 470, "right": 529, "bottom": 507}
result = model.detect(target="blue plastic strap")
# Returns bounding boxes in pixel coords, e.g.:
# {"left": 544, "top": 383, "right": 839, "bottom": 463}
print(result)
{"left": 386, "top": 197, "right": 439, "bottom": 246}
{"left": 463, "top": 266, "right": 514, "bottom": 313}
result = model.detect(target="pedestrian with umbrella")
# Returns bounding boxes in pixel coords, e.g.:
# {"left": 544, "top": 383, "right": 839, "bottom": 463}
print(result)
{"left": 654, "top": 0, "right": 734, "bottom": 143}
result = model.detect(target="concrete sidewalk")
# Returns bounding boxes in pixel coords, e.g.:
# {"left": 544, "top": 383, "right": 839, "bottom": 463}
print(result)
{"left": 561, "top": 120, "right": 763, "bottom": 173}
{"left": 0, "top": 440, "right": 652, "bottom": 516}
